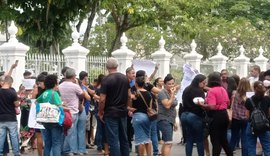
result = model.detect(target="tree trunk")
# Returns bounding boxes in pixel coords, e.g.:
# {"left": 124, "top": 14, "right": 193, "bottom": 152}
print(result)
{"left": 82, "top": 1, "right": 98, "bottom": 47}
{"left": 108, "top": 28, "right": 123, "bottom": 57}
{"left": 76, "top": 19, "right": 83, "bottom": 33}
{"left": 5, "top": 19, "right": 8, "bottom": 42}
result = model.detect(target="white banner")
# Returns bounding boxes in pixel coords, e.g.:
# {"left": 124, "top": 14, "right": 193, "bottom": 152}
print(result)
{"left": 176, "top": 64, "right": 199, "bottom": 103}
{"left": 28, "top": 99, "right": 45, "bottom": 129}
{"left": 132, "top": 59, "right": 156, "bottom": 77}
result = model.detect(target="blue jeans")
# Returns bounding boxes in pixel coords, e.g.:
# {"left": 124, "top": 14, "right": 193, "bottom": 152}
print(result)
{"left": 150, "top": 120, "right": 159, "bottom": 156}
{"left": 246, "top": 122, "right": 270, "bottom": 156}
{"left": 63, "top": 113, "right": 78, "bottom": 154}
{"left": 181, "top": 112, "right": 204, "bottom": 156}
{"left": 3, "top": 136, "right": 9, "bottom": 154}
{"left": 132, "top": 113, "right": 151, "bottom": 145}
{"left": 0, "top": 121, "right": 19, "bottom": 156}
{"left": 95, "top": 115, "right": 106, "bottom": 150}
{"left": 43, "top": 123, "right": 64, "bottom": 156}
{"left": 77, "top": 109, "right": 87, "bottom": 153}
{"left": 230, "top": 118, "right": 248, "bottom": 156}
{"left": 105, "top": 117, "right": 129, "bottom": 156}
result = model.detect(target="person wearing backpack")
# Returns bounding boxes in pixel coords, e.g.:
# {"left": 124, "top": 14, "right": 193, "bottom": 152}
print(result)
{"left": 245, "top": 81, "right": 270, "bottom": 156}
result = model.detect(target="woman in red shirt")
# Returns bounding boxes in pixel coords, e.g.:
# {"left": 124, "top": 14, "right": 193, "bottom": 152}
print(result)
{"left": 198, "top": 72, "right": 233, "bottom": 156}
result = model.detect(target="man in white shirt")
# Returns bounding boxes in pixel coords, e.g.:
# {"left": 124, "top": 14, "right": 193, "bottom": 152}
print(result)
{"left": 249, "top": 65, "right": 261, "bottom": 87}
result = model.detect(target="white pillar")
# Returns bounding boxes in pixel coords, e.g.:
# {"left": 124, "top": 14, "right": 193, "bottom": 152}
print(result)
{"left": 183, "top": 39, "right": 203, "bottom": 73}
{"left": 0, "top": 21, "right": 29, "bottom": 90}
{"left": 151, "top": 36, "right": 173, "bottom": 79}
{"left": 111, "top": 33, "right": 135, "bottom": 74}
{"left": 234, "top": 45, "right": 250, "bottom": 78}
{"left": 62, "top": 28, "right": 89, "bottom": 76}
{"left": 254, "top": 46, "right": 268, "bottom": 72}
{"left": 209, "top": 43, "right": 228, "bottom": 72}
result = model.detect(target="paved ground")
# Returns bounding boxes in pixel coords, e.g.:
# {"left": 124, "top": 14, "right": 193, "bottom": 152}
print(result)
{"left": 16, "top": 118, "right": 245, "bottom": 156}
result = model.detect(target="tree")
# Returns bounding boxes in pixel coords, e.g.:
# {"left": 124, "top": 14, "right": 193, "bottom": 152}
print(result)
{"left": 101, "top": 0, "right": 182, "bottom": 56}
{"left": 5, "top": 0, "right": 92, "bottom": 54}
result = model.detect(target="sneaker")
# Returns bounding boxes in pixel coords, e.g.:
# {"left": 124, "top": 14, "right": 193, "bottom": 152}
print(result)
{"left": 97, "top": 149, "right": 104, "bottom": 155}
{"left": 86, "top": 144, "right": 94, "bottom": 149}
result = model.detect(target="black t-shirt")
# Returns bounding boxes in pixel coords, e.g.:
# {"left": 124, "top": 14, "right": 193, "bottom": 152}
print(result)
{"left": 0, "top": 88, "right": 18, "bottom": 121}
{"left": 131, "top": 82, "right": 157, "bottom": 110}
{"left": 133, "top": 90, "right": 152, "bottom": 114}
{"left": 245, "top": 95, "right": 270, "bottom": 120}
{"left": 100, "top": 72, "right": 130, "bottom": 117}
{"left": 182, "top": 85, "right": 205, "bottom": 118}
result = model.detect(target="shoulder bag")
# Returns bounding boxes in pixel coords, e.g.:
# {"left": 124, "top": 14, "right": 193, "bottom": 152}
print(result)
{"left": 138, "top": 91, "right": 158, "bottom": 121}
{"left": 36, "top": 91, "right": 61, "bottom": 123}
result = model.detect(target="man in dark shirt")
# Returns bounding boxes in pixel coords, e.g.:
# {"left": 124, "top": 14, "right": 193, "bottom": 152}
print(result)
{"left": 98, "top": 57, "right": 131, "bottom": 156}
{"left": 0, "top": 76, "right": 20, "bottom": 156}
{"left": 220, "top": 69, "right": 237, "bottom": 102}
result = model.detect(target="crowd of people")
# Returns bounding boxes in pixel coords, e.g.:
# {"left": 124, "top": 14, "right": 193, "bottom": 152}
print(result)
{"left": 1, "top": 58, "right": 270, "bottom": 156}
{"left": 180, "top": 65, "right": 270, "bottom": 156}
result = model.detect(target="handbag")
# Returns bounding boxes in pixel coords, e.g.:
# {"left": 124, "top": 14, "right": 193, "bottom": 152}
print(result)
{"left": 63, "top": 109, "right": 73, "bottom": 136}
{"left": 36, "top": 91, "right": 60, "bottom": 123}
{"left": 138, "top": 91, "right": 158, "bottom": 121}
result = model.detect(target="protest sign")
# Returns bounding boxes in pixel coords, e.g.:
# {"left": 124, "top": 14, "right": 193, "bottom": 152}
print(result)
{"left": 132, "top": 59, "right": 156, "bottom": 76}
{"left": 176, "top": 64, "right": 199, "bottom": 103}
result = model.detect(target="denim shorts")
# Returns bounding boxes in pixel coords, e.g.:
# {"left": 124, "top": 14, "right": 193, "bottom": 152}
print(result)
{"left": 132, "top": 112, "right": 151, "bottom": 145}
{"left": 157, "top": 120, "right": 173, "bottom": 144}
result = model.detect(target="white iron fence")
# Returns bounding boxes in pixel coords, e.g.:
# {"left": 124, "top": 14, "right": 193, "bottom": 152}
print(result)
{"left": 86, "top": 56, "right": 108, "bottom": 82}
{"left": 25, "top": 53, "right": 108, "bottom": 82}
{"left": 25, "top": 53, "right": 66, "bottom": 77}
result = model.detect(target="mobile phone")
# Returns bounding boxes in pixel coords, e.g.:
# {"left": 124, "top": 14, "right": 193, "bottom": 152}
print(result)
{"left": 15, "top": 60, "right": 19, "bottom": 65}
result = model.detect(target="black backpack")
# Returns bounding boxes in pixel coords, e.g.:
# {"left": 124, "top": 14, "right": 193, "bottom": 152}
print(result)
{"left": 249, "top": 98, "right": 270, "bottom": 135}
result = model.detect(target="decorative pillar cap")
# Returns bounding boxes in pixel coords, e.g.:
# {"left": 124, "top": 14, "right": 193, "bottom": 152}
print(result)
{"left": 183, "top": 39, "right": 203, "bottom": 59}
{"left": 112, "top": 32, "right": 135, "bottom": 57}
{"left": 254, "top": 46, "right": 268, "bottom": 61}
{"left": 151, "top": 36, "right": 172, "bottom": 58}
{"left": 62, "top": 27, "right": 89, "bottom": 55}
{"left": 234, "top": 45, "right": 249, "bottom": 61}
{"left": 210, "top": 42, "right": 228, "bottom": 61}
{"left": 190, "top": 39, "right": 197, "bottom": 54}
{"left": 71, "top": 27, "right": 80, "bottom": 46}
{"left": 8, "top": 21, "right": 18, "bottom": 43}
{"left": 120, "top": 33, "right": 128, "bottom": 49}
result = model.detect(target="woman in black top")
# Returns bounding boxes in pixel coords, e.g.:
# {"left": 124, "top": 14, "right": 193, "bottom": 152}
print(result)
{"left": 245, "top": 81, "right": 270, "bottom": 155}
{"left": 130, "top": 76, "right": 152, "bottom": 156}
{"left": 180, "top": 74, "right": 206, "bottom": 156}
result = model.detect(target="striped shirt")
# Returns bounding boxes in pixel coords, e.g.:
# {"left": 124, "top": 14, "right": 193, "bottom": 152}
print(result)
{"left": 59, "top": 81, "right": 83, "bottom": 114}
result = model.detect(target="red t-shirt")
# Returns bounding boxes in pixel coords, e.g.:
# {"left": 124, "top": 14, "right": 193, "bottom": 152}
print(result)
{"left": 206, "top": 86, "right": 230, "bottom": 110}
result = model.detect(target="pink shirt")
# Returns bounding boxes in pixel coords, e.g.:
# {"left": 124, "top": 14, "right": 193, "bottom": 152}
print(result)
{"left": 206, "top": 86, "right": 230, "bottom": 110}
{"left": 59, "top": 81, "right": 83, "bottom": 114}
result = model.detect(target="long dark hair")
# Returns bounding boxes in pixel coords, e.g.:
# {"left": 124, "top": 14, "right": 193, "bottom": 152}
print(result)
{"left": 190, "top": 74, "right": 206, "bottom": 88}
{"left": 207, "top": 72, "right": 221, "bottom": 87}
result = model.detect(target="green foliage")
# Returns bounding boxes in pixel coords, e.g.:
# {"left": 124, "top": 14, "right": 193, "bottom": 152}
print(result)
{"left": 1, "top": 0, "right": 270, "bottom": 61}
{"left": 3, "top": 0, "right": 92, "bottom": 53}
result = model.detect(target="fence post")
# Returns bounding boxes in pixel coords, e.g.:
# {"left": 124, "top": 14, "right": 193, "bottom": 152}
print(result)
{"left": 62, "top": 28, "right": 89, "bottom": 76}
{"left": 209, "top": 43, "right": 228, "bottom": 72}
{"left": 183, "top": 39, "right": 203, "bottom": 73}
{"left": 111, "top": 33, "right": 135, "bottom": 74}
{"left": 151, "top": 36, "right": 172, "bottom": 79}
{"left": 0, "top": 21, "right": 29, "bottom": 90}
{"left": 234, "top": 45, "right": 250, "bottom": 78}
{"left": 254, "top": 46, "right": 268, "bottom": 72}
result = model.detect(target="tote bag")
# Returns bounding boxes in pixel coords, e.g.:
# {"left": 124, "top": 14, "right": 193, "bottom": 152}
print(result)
{"left": 36, "top": 102, "right": 61, "bottom": 123}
